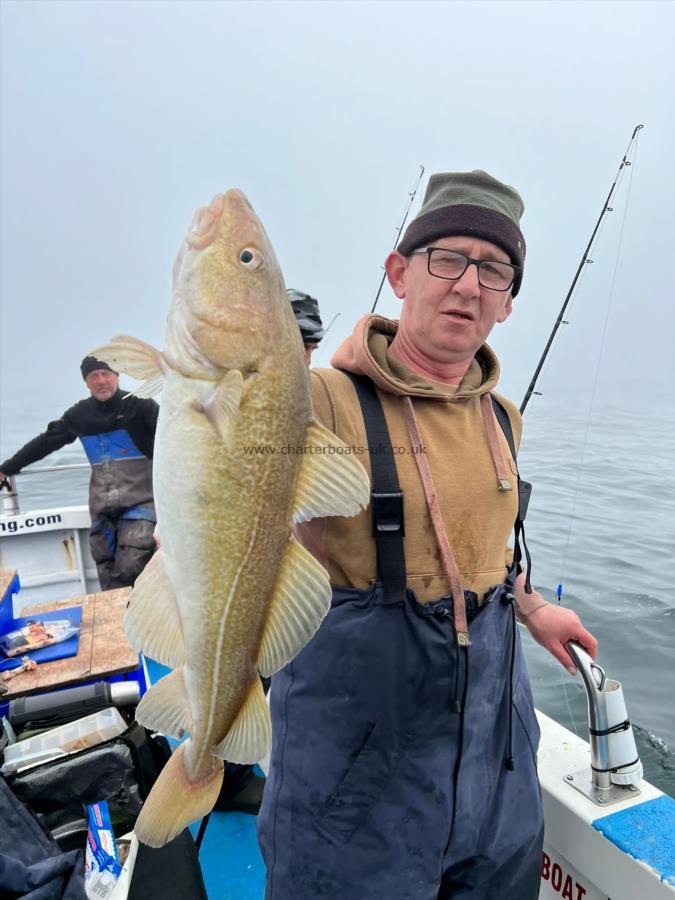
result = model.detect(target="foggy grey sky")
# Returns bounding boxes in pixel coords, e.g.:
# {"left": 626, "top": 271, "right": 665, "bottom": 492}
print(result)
{"left": 2, "top": 0, "right": 674, "bottom": 453}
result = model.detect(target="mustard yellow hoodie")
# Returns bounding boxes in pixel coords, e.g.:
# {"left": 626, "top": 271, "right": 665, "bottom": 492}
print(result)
{"left": 308, "top": 314, "right": 522, "bottom": 602}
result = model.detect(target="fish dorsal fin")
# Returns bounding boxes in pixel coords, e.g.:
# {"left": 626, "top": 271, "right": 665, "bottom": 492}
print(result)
{"left": 91, "top": 335, "right": 166, "bottom": 398}
{"left": 134, "top": 669, "right": 193, "bottom": 741}
{"left": 257, "top": 534, "right": 332, "bottom": 678}
{"left": 292, "top": 419, "right": 371, "bottom": 523}
{"left": 125, "top": 550, "right": 187, "bottom": 669}
{"left": 200, "top": 369, "right": 243, "bottom": 447}
{"left": 214, "top": 677, "right": 271, "bottom": 764}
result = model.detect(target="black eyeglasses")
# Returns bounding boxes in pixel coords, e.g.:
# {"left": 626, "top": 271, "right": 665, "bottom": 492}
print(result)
{"left": 411, "top": 247, "right": 519, "bottom": 292}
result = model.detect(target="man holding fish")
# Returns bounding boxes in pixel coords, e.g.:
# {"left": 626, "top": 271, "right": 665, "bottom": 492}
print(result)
{"left": 257, "top": 171, "right": 598, "bottom": 899}
{"left": 92, "top": 174, "right": 596, "bottom": 898}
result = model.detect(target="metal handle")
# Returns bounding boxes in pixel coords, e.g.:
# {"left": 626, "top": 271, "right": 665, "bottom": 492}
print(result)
{"left": 564, "top": 641, "right": 642, "bottom": 794}
{"left": 566, "top": 641, "right": 612, "bottom": 785}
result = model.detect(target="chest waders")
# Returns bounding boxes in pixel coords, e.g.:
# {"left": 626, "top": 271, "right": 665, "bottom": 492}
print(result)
{"left": 258, "top": 377, "right": 544, "bottom": 900}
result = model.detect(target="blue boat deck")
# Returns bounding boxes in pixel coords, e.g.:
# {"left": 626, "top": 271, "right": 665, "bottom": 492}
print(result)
{"left": 145, "top": 658, "right": 266, "bottom": 899}
{"left": 189, "top": 811, "right": 265, "bottom": 899}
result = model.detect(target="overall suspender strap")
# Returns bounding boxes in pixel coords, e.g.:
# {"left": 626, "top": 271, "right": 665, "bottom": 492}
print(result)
{"left": 402, "top": 397, "right": 470, "bottom": 645}
{"left": 490, "top": 396, "right": 533, "bottom": 591}
{"left": 343, "top": 372, "right": 407, "bottom": 604}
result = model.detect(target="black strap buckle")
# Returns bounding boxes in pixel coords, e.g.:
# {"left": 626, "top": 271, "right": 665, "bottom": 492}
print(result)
{"left": 371, "top": 490, "right": 405, "bottom": 536}
{"left": 518, "top": 479, "right": 532, "bottom": 520}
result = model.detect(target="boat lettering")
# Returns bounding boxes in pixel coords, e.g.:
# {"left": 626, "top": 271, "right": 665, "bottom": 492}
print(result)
{"left": 541, "top": 851, "right": 587, "bottom": 899}
{"left": 0, "top": 514, "right": 62, "bottom": 533}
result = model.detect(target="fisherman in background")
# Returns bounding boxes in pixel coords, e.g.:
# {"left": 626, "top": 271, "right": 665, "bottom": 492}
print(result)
{"left": 0, "top": 356, "right": 158, "bottom": 590}
{"left": 287, "top": 288, "right": 325, "bottom": 363}
{"left": 215, "top": 289, "right": 325, "bottom": 815}
{"left": 258, "top": 171, "right": 598, "bottom": 898}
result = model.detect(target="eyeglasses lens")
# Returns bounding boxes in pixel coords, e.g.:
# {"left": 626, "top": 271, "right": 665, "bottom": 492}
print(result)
{"left": 428, "top": 249, "right": 514, "bottom": 290}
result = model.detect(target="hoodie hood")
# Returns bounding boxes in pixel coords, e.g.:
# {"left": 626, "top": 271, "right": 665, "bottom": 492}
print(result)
{"left": 330, "top": 314, "right": 500, "bottom": 400}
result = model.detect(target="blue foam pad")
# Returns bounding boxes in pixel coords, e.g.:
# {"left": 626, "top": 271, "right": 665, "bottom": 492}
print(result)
{"left": 593, "top": 794, "right": 675, "bottom": 886}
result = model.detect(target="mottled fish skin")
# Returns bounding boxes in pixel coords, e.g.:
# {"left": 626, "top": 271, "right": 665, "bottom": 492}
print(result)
{"left": 92, "top": 189, "right": 370, "bottom": 846}
{"left": 158, "top": 192, "right": 311, "bottom": 780}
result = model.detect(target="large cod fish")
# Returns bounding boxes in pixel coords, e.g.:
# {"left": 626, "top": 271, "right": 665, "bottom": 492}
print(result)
{"left": 93, "top": 189, "right": 369, "bottom": 847}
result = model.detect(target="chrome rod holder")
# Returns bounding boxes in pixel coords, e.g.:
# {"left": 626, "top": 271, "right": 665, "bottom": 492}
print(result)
{"left": 563, "top": 641, "right": 642, "bottom": 807}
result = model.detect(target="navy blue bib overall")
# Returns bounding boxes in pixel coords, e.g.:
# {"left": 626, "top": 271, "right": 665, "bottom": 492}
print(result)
{"left": 258, "top": 377, "right": 544, "bottom": 899}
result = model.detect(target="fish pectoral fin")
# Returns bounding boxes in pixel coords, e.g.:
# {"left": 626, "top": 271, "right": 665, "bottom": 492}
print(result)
{"left": 292, "top": 419, "right": 371, "bottom": 523}
{"left": 125, "top": 550, "right": 187, "bottom": 669}
{"left": 134, "top": 669, "right": 193, "bottom": 741}
{"left": 214, "top": 677, "right": 271, "bottom": 764}
{"left": 257, "top": 535, "right": 332, "bottom": 677}
{"left": 91, "top": 335, "right": 166, "bottom": 397}
{"left": 200, "top": 369, "right": 244, "bottom": 447}
{"left": 124, "top": 377, "right": 164, "bottom": 400}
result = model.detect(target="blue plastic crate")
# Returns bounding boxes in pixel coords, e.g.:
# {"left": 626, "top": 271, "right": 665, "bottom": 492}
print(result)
{"left": 0, "top": 571, "right": 20, "bottom": 632}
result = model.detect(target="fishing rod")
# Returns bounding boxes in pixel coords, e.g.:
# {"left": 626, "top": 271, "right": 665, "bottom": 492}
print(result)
{"left": 520, "top": 124, "right": 644, "bottom": 415}
{"left": 371, "top": 165, "right": 425, "bottom": 313}
{"left": 322, "top": 312, "right": 341, "bottom": 341}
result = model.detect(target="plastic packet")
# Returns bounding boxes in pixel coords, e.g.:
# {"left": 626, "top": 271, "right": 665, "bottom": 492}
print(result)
{"left": 0, "top": 618, "right": 80, "bottom": 657}
{"left": 84, "top": 801, "right": 123, "bottom": 899}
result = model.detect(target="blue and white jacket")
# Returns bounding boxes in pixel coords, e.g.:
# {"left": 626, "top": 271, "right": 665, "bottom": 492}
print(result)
{"left": 1, "top": 390, "right": 158, "bottom": 522}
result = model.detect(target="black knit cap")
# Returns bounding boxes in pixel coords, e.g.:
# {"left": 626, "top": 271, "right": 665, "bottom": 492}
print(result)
{"left": 287, "top": 289, "right": 325, "bottom": 344}
{"left": 397, "top": 170, "right": 526, "bottom": 296}
{"left": 80, "top": 356, "right": 116, "bottom": 380}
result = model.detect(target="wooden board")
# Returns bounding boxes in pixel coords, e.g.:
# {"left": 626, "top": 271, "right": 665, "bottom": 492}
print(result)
{"left": 1, "top": 588, "right": 139, "bottom": 698}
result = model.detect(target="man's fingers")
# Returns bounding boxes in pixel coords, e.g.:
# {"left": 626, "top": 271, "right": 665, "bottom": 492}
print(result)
{"left": 567, "top": 624, "right": 598, "bottom": 660}
{"left": 554, "top": 626, "right": 598, "bottom": 675}
{"left": 550, "top": 643, "right": 578, "bottom": 676}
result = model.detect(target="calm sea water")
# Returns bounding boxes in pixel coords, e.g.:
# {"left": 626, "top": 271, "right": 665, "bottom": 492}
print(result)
{"left": 1, "top": 391, "right": 674, "bottom": 797}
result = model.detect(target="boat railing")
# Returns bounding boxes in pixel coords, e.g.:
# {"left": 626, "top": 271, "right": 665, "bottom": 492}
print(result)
{"left": 1, "top": 464, "right": 91, "bottom": 516}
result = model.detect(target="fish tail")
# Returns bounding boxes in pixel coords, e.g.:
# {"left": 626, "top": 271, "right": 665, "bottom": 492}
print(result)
{"left": 134, "top": 741, "right": 223, "bottom": 848}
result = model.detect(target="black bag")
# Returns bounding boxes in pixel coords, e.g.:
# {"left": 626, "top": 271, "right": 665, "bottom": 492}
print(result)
{"left": 5, "top": 723, "right": 171, "bottom": 852}
{"left": 4, "top": 723, "right": 208, "bottom": 898}
{"left": 128, "top": 831, "right": 208, "bottom": 900}
{"left": 0, "top": 774, "right": 86, "bottom": 899}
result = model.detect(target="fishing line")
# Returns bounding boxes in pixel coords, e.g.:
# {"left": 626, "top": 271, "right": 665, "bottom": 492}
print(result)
{"left": 554, "top": 135, "right": 640, "bottom": 734}
{"left": 520, "top": 125, "right": 643, "bottom": 415}
{"left": 522, "top": 164, "right": 624, "bottom": 413}
{"left": 518, "top": 127, "right": 643, "bottom": 731}
{"left": 523, "top": 239, "right": 597, "bottom": 403}
{"left": 557, "top": 134, "right": 640, "bottom": 592}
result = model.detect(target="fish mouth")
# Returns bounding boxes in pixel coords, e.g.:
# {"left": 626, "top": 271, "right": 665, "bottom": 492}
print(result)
{"left": 186, "top": 189, "right": 259, "bottom": 252}
{"left": 187, "top": 194, "right": 225, "bottom": 250}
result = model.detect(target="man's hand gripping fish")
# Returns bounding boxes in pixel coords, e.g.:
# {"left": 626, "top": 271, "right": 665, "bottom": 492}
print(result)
{"left": 92, "top": 189, "right": 370, "bottom": 848}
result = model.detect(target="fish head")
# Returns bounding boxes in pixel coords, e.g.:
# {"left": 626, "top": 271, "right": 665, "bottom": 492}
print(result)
{"left": 169, "top": 188, "right": 301, "bottom": 374}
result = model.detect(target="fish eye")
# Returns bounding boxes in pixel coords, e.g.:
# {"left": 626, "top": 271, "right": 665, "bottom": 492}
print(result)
{"left": 239, "top": 247, "right": 262, "bottom": 268}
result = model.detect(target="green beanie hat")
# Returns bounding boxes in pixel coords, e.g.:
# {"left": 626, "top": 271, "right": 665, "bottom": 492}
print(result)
{"left": 397, "top": 170, "right": 526, "bottom": 295}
